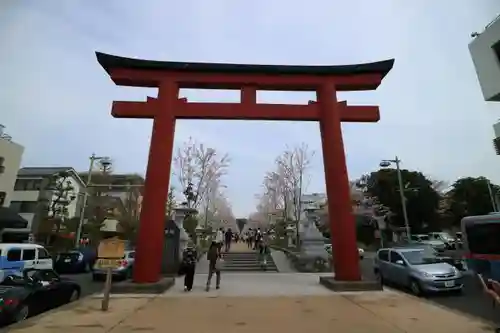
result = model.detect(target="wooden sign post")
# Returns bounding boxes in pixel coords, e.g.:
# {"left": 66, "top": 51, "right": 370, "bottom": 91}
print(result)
{"left": 97, "top": 237, "right": 125, "bottom": 311}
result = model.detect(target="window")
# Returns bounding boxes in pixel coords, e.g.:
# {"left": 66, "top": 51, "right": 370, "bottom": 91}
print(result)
{"left": 22, "top": 249, "right": 36, "bottom": 261}
{"left": 377, "top": 250, "right": 389, "bottom": 261}
{"left": 13, "top": 179, "right": 43, "bottom": 191}
{"left": 37, "top": 248, "right": 51, "bottom": 259}
{"left": 0, "top": 157, "right": 4, "bottom": 174}
{"left": 7, "top": 249, "right": 21, "bottom": 261}
{"left": 0, "top": 192, "right": 6, "bottom": 206}
{"left": 466, "top": 223, "right": 500, "bottom": 255}
{"left": 390, "top": 251, "right": 404, "bottom": 264}
{"left": 9, "top": 201, "right": 37, "bottom": 213}
{"left": 31, "top": 270, "right": 59, "bottom": 282}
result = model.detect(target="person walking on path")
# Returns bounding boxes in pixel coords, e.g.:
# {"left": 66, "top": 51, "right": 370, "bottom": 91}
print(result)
{"left": 206, "top": 241, "right": 222, "bottom": 291}
{"left": 246, "top": 229, "right": 253, "bottom": 249}
{"left": 215, "top": 227, "right": 224, "bottom": 255}
{"left": 254, "top": 228, "right": 263, "bottom": 250}
{"left": 181, "top": 241, "right": 197, "bottom": 292}
{"left": 224, "top": 228, "right": 233, "bottom": 252}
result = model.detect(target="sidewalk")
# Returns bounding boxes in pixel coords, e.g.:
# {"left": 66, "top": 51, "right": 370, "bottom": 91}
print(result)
{"left": 8, "top": 291, "right": 494, "bottom": 333}
{"left": 7, "top": 273, "right": 496, "bottom": 333}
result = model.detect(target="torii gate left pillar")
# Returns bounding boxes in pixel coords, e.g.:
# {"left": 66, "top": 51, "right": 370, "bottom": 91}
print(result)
{"left": 96, "top": 52, "right": 394, "bottom": 284}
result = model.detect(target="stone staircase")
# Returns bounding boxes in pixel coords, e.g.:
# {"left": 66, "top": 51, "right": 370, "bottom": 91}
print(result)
{"left": 221, "top": 251, "right": 278, "bottom": 272}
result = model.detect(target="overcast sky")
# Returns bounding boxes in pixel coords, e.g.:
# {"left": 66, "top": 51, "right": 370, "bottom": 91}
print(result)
{"left": 1, "top": 0, "right": 500, "bottom": 217}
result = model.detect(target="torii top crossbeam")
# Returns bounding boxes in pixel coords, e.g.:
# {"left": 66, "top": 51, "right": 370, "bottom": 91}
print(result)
{"left": 96, "top": 52, "right": 394, "bottom": 122}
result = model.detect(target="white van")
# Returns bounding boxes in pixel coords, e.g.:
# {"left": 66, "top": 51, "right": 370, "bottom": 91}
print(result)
{"left": 0, "top": 244, "right": 53, "bottom": 282}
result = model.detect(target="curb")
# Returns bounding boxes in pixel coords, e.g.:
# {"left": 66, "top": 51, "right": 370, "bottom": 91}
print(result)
{"left": 384, "top": 286, "right": 498, "bottom": 329}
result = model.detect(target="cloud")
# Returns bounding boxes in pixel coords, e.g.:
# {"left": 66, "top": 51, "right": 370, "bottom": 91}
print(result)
{"left": 1, "top": 0, "right": 500, "bottom": 216}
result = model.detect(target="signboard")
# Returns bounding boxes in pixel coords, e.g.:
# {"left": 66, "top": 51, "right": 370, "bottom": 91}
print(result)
{"left": 97, "top": 237, "right": 126, "bottom": 312}
{"left": 96, "top": 258, "right": 120, "bottom": 269}
{"left": 98, "top": 237, "right": 125, "bottom": 260}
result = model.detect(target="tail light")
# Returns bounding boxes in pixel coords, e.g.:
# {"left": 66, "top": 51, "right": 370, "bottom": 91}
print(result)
{"left": 0, "top": 298, "right": 19, "bottom": 311}
{"left": 119, "top": 260, "right": 128, "bottom": 267}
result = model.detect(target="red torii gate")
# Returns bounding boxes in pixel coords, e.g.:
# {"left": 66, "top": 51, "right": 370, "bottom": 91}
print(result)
{"left": 96, "top": 52, "right": 394, "bottom": 284}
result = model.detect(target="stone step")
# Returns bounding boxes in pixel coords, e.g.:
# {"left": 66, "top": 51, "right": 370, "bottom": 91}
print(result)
{"left": 221, "top": 265, "right": 278, "bottom": 272}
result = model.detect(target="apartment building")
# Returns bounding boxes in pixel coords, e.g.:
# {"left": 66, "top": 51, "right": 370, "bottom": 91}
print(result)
{"left": 0, "top": 128, "right": 24, "bottom": 207}
{"left": 8, "top": 167, "right": 86, "bottom": 242}
{"left": 469, "top": 13, "right": 500, "bottom": 102}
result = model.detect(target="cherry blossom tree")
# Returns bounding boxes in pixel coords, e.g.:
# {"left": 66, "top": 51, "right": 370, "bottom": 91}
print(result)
{"left": 252, "top": 143, "right": 315, "bottom": 228}
{"left": 172, "top": 137, "right": 230, "bottom": 210}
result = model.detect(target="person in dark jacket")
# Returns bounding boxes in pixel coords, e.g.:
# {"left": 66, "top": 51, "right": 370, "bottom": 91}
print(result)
{"left": 182, "top": 241, "right": 198, "bottom": 291}
{"left": 224, "top": 228, "right": 233, "bottom": 252}
{"left": 206, "top": 241, "right": 221, "bottom": 291}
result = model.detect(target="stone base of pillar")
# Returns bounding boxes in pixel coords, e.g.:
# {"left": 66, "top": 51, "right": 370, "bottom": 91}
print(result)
{"left": 111, "top": 277, "right": 175, "bottom": 295}
{"left": 319, "top": 276, "right": 382, "bottom": 292}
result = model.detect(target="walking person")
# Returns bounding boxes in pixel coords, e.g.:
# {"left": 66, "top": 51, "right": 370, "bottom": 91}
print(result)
{"left": 224, "top": 228, "right": 233, "bottom": 252}
{"left": 246, "top": 229, "right": 253, "bottom": 249}
{"left": 215, "top": 227, "right": 224, "bottom": 256}
{"left": 206, "top": 241, "right": 222, "bottom": 291}
{"left": 181, "top": 241, "right": 197, "bottom": 292}
{"left": 254, "top": 228, "right": 262, "bottom": 250}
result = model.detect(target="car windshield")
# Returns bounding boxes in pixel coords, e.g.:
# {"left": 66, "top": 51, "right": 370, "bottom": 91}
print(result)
{"left": 402, "top": 250, "right": 440, "bottom": 265}
{"left": 438, "top": 233, "right": 453, "bottom": 241}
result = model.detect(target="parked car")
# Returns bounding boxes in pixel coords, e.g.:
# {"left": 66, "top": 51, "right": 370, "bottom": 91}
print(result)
{"left": 373, "top": 247, "right": 463, "bottom": 296}
{"left": 409, "top": 234, "right": 446, "bottom": 252}
{"left": 0, "top": 244, "right": 53, "bottom": 283}
{"left": 54, "top": 248, "right": 96, "bottom": 274}
{"left": 428, "top": 232, "right": 457, "bottom": 250}
{"left": 400, "top": 244, "right": 465, "bottom": 271}
{"left": 92, "top": 250, "right": 135, "bottom": 281}
{"left": 0, "top": 268, "right": 80, "bottom": 324}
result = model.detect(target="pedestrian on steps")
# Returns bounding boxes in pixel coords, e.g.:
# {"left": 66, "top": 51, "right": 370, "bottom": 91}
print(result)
{"left": 181, "top": 241, "right": 197, "bottom": 292}
{"left": 224, "top": 228, "right": 233, "bottom": 252}
{"left": 206, "top": 241, "right": 222, "bottom": 291}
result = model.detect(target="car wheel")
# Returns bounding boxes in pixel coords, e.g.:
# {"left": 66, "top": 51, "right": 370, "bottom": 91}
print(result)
{"left": 374, "top": 270, "right": 383, "bottom": 284}
{"left": 68, "top": 289, "right": 80, "bottom": 302}
{"left": 410, "top": 279, "right": 423, "bottom": 296}
{"left": 13, "top": 304, "right": 29, "bottom": 322}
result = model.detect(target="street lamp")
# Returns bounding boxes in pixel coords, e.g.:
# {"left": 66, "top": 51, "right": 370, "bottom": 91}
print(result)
{"left": 379, "top": 156, "right": 411, "bottom": 239}
{"left": 75, "top": 153, "right": 111, "bottom": 247}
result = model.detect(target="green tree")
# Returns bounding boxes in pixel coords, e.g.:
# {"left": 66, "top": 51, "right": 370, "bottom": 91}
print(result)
{"left": 446, "top": 177, "right": 498, "bottom": 226}
{"left": 183, "top": 214, "right": 198, "bottom": 240}
{"left": 365, "top": 168, "right": 440, "bottom": 232}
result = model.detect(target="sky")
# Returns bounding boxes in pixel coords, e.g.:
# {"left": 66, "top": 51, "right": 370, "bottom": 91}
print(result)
{"left": 1, "top": 0, "right": 500, "bottom": 217}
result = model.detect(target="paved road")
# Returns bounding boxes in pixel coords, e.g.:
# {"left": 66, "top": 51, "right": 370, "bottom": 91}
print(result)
{"left": 61, "top": 273, "right": 103, "bottom": 297}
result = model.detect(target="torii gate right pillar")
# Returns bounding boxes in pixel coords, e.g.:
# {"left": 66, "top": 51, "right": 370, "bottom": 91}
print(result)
{"left": 318, "top": 83, "right": 361, "bottom": 281}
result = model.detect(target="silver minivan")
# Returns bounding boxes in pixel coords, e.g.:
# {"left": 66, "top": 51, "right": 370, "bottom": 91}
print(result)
{"left": 373, "top": 247, "right": 463, "bottom": 295}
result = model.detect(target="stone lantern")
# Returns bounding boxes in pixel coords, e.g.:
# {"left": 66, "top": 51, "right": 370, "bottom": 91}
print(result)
{"left": 195, "top": 224, "right": 204, "bottom": 247}
{"left": 172, "top": 206, "right": 197, "bottom": 260}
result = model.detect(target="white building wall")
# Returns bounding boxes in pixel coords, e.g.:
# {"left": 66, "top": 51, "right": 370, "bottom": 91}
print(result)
{"left": 469, "top": 15, "right": 500, "bottom": 102}
{"left": 0, "top": 138, "right": 24, "bottom": 207}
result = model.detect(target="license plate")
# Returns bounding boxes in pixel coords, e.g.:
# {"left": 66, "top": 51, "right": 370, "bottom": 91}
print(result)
{"left": 64, "top": 259, "right": 71, "bottom": 263}
{"left": 444, "top": 280, "right": 455, "bottom": 287}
